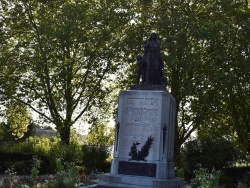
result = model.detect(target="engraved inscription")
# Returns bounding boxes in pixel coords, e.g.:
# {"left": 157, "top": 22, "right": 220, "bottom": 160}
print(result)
{"left": 123, "top": 97, "right": 160, "bottom": 142}
{"left": 118, "top": 161, "right": 156, "bottom": 177}
{"left": 130, "top": 117, "right": 157, "bottom": 123}
{"left": 127, "top": 98, "right": 159, "bottom": 106}
{"left": 117, "top": 95, "right": 161, "bottom": 159}
{"left": 126, "top": 107, "right": 158, "bottom": 117}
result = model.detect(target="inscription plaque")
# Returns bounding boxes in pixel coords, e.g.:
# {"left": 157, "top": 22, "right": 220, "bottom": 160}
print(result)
{"left": 118, "top": 161, "right": 156, "bottom": 177}
{"left": 117, "top": 93, "right": 162, "bottom": 160}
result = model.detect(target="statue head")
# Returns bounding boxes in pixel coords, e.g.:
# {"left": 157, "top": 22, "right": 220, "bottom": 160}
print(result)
{"left": 150, "top": 32, "right": 157, "bottom": 40}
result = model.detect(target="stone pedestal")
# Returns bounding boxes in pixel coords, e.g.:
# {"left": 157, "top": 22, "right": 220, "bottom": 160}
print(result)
{"left": 98, "top": 90, "right": 184, "bottom": 188}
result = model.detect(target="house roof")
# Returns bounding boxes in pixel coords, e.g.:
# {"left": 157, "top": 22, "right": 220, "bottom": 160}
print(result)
{"left": 35, "top": 128, "right": 56, "bottom": 137}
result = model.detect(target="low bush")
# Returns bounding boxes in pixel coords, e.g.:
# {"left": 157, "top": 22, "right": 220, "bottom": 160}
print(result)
{"left": 82, "top": 144, "right": 111, "bottom": 174}
{"left": 0, "top": 157, "right": 83, "bottom": 188}
{"left": 219, "top": 166, "right": 250, "bottom": 187}
{"left": 0, "top": 151, "right": 33, "bottom": 174}
{"left": 191, "top": 167, "right": 220, "bottom": 188}
{"left": 0, "top": 135, "right": 112, "bottom": 176}
{"left": 47, "top": 141, "right": 82, "bottom": 174}
{"left": 182, "top": 135, "right": 239, "bottom": 181}
{"left": 0, "top": 137, "right": 58, "bottom": 174}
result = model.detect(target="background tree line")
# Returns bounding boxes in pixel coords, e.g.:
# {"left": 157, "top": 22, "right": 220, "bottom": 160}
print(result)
{"left": 0, "top": 0, "right": 249, "bottom": 166}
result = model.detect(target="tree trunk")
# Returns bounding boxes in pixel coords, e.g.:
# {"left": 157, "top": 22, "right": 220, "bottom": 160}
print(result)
{"left": 58, "top": 126, "right": 71, "bottom": 145}
{"left": 171, "top": 84, "right": 182, "bottom": 167}
{"left": 174, "top": 137, "right": 182, "bottom": 167}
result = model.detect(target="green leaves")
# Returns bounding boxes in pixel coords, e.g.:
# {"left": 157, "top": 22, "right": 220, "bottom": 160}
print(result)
{"left": 116, "top": 0, "right": 250, "bottom": 161}
{"left": 5, "top": 101, "right": 32, "bottom": 139}
{"left": 0, "top": 0, "right": 249, "bottom": 152}
{"left": 0, "top": 0, "right": 133, "bottom": 144}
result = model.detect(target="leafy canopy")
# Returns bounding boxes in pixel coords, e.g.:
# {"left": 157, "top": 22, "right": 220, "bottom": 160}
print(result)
{"left": 0, "top": 0, "right": 132, "bottom": 144}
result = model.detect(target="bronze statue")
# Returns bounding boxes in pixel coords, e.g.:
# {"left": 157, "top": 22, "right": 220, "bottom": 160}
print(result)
{"left": 136, "top": 32, "right": 167, "bottom": 87}
{"left": 136, "top": 55, "right": 145, "bottom": 85}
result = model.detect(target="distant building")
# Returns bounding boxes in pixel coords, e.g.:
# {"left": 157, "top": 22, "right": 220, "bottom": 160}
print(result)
{"left": 35, "top": 128, "right": 86, "bottom": 144}
{"left": 35, "top": 128, "right": 56, "bottom": 137}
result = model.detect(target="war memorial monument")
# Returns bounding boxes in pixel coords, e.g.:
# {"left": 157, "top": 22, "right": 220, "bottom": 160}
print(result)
{"left": 98, "top": 33, "right": 184, "bottom": 188}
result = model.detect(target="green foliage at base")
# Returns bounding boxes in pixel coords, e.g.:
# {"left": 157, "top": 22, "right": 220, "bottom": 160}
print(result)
{"left": 182, "top": 136, "right": 239, "bottom": 175}
{"left": 0, "top": 138, "right": 110, "bottom": 187}
{"left": 82, "top": 144, "right": 111, "bottom": 174}
{"left": 191, "top": 167, "right": 220, "bottom": 188}
{"left": 0, "top": 134, "right": 112, "bottom": 176}
{"left": 180, "top": 135, "right": 250, "bottom": 187}
{"left": 219, "top": 167, "right": 250, "bottom": 188}
{"left": 47, "top": 141, "right": 82, "bottom": 173}
{"left": 0, "top": 157, "right": 80, "bottom": 188}
{"left": 45, "top": 158, "right": 79, "bottom": 188}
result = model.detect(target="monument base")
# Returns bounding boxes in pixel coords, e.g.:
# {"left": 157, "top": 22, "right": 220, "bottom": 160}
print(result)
{"left": 97, "top": 174, "right": 184, "bottom": 188}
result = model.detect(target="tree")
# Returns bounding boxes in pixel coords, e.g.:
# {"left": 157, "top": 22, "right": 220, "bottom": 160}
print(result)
{"left": 0, "top": 100, "right": 36, "bottom": 141}
{"left": 191, "top": 0, "right": 250, "bottom": 154}
{"left": 0, "top": 0, "right": 132, "bottom": 144}
{"left": 115, "top": 0, "right": 250, "bottom": 164}
{"left": 0, "top": 121, "right": 36, "bottom": 142}
{"left": 1, "top": 0, "right": 249, "bottom": 160}
{"left": 5, "top": 100, "right": 31, "bottom": 139}
{"left": 163, "top": 0, "right": 249, "bottom": 162}
{"left": 86, "top": 122, "right": 114, "bottom": 147}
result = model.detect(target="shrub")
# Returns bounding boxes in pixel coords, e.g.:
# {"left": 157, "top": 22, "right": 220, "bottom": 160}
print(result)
{"left": 219, "top": 166, "right": 250, "bottom": 187}
{"left": 30, "top": 156, "right": 41, "bottom": 181}
{"left": 236, "top": 171, "right": 250, "bottom": 188}
{"left": 0, "top": 136, "right": 58, "bottom": 156}
{"left": 0, "top": 137, "right": 58, "bottom": 174}
{"left": 0, "top": 157, "right": 81, "bottom": 188}
{"left": 0, "top": 135, "right": 84, "bottom": 174}
{"left": 191, "top": 167, "right": 220, "bottom": 188}
{"left": 47, "top": 141, "right": 82, "bottom": 173}
{"left": 0, "top": 152, "right": 33, "bottom": 174}
{"left": 44, "top": 158, "right": 79, "bottom": 188}
{"left": 82, "top": 144, "right": 110, "bottom": 173}
{"left": 183, "top": 136, "right": 238, "bottom": 170}
{"left": 182, "top": 135, "right": 238, "bottom": 181}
